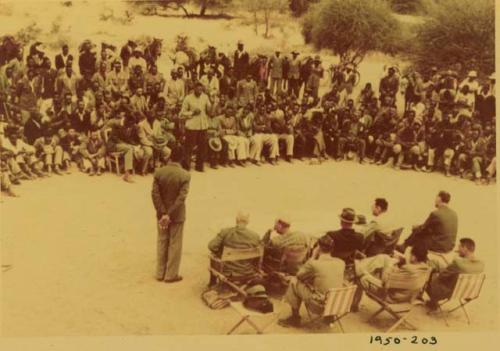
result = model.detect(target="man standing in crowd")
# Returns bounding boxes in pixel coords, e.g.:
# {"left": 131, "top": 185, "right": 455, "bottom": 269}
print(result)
{"left": 233, "top": 40, "right": 249, "bottom": 82}
{"left": 180, "top": 81, "right": 211, "bottom": 172}
{"left": 152, "top": 145, "right": 191, "bottom": 283}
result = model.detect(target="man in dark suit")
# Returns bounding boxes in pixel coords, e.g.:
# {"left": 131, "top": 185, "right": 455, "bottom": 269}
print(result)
{"left": 426, "top": 238, "right": 484, "bottom": 310}
{"left": 233, "top": 40, "right": 249, "bottom": 82}
{"left": 55, "top": 44, "right": 73, "bottom": 72}
{"left": 23, "top": 111, "right": 46, "bottom": 145}
{"left": 320, "top": 208, "right": 364, "bottom": 264}
{"left": 400, "top": 190, "right": 457, "bottom": 257}
{"left": 151, "top": 145, "right": 191, "bottom": 283}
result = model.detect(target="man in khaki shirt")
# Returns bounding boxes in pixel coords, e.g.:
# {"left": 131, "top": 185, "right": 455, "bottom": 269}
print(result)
{"left": 180, "top": 82, "right": 212, "bottom": 172}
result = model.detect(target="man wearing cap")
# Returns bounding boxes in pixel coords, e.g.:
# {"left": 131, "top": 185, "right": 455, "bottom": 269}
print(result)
{"left": 208, "top": 212, "right": 261, "bottom": 285}
{"left": 321, "top": 208, "right": 364, "bottom": 264}
{"left": 152, "top": 145, "right": 191, "bottom": 283}
{"left": 262, "top": 217, "right": 309, "bottom": 272}
{"left": 269, "top": 51, "right": 284, "bottom": 96}
{"left": 180, "top": 81, "right": 212, "bottom": 172}
{"left": 233, "top": 40, "right": 249, "bottom": 81}
{"left": 399, "top": 191, "right": 458, "bottom": 272}
{"left": 278, "top": 235, "right": 345, "bottom": 328}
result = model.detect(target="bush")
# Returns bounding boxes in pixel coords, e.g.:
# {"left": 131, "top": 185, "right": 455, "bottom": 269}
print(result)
{"left": 389, "top": 0, "right": 424, "bottom": 14}
{"left": 302, "top": 0, "right": 401, "bottom": 65}
{"left": 410, "top": 0, "right": 494, "bottom": 75}
{"left": 289, "top": 0, "right": 319, "bottom": 17}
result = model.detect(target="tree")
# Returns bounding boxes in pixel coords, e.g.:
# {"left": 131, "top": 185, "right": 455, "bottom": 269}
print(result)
{"left": 410, "top": 0, "right": 494, "bottom": 74}
{"left": 194, "top": 0, "right": 232, "bottom": 16}
{"left": 302, "top": 0, "right": 400, "bottom": 66}
{"left": 289, "top": 0, "right": 319, "bottom": 17}
{"left": 128, "top": 0, "right": 191, "bottom": 17}
{"left": 244, "top": 0, "right": 288, "bottom": 38}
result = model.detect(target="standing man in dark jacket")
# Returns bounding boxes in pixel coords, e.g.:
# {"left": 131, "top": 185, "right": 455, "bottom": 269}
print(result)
{"left": 152, "top": 145, "right": 191, "bottom": 283}
{"left": 399, "top": 191, "right": 458, "bottom": 271}
{"left": 233, "top": 40, "right": 249, "bottom": 82}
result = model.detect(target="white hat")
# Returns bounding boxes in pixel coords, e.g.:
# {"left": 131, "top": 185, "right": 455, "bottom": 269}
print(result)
{"left": 468, "top": 70, "right": 477, "bottom": 78}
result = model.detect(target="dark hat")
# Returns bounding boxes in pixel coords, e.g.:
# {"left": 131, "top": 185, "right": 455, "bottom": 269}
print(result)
{"left": 339, "top": 208, "right": 356, "bottom": 223}
{"left": 208, "top": 137, "right": 222, "bottom": 152}
{"left": 291, "top": 50, "right": 299, "bottom": 55}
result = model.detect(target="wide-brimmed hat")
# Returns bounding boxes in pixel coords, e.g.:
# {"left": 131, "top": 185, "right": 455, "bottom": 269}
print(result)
{"left": 339, "top": 208, "right": 356, "bottom": 223}
{"left": 291, "top": 50, "right": 300, "bottom": 55}
{"left": 246, "top": 284, "right": 268, "bottom": 298}
{"left": 468, "top": 70, "right": 477, "bottom": 78}
{"left": 276, "top": 215, "right": 291, "bottom": 226}
{"left": 208, "top": 137, "right": 222, "bottom": 152}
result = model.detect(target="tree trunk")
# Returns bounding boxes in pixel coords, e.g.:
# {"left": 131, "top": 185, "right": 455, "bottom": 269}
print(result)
{"left": 264, "top": 9, "right": 270, "bottom": 38}
{"left": 199, "top": 0, "right": 207, "bottom": 16}
{"left": 253, "top": 11, "right": 258, "bottom": 35}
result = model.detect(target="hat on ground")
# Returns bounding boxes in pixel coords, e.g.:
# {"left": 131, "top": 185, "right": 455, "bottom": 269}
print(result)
{"left": 468, "top": 70, "right": 477, "bottom": 78}
{"left": 208, "top": 137, "right": 222, "bottom": 152}
{"left": 245, "top": 284, "right": 268, "bottom": 298}
{"left": 339, "top": 208, "right": 356, "bottom": 223}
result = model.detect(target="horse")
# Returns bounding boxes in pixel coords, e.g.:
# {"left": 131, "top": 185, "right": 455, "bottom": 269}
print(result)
{"left": 144, "top": 37, "right": 162, "bottom": 70}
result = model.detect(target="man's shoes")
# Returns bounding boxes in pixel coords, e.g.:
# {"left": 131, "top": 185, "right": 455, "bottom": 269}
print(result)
{"left": 3, "top": 189, "right": 19, "bottom": 197}
{"left": 250, "top": 159, "right": 261, "bottom": 166}
{"left": 53, "top": 166, "right": 63, "bottom": 175}
{"left": 285, "top": 156, "right": 292, "bottom": 163}
{"left": 96, "top": 169, "right": 103, "bottom": 176}
{"left": 123, "top": 174, "right": 134, "bottom": 183}
{"left": 89, "top": 170, "right": 96, "bottom": 176}
{"left": 278, "top": 315, "right": 301, "bottom": 328}
{"left": 164, "top": 276, "right": 183, "bottom": 283}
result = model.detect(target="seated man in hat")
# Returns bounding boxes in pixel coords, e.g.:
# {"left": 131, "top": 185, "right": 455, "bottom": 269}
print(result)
{"left": 278, "top": 236, "right": 346, "bottom": 328}
{"left": 208, "top": 212, "right": 262, "bottom": 286}
{"left": 354, "top": 244, "right": 430, "bottom": 303}
{"left": 137, "top": 111, "right": 171, "bottom": 175}
{"left": 2, "top": 127, "right": 45, "bottom": 179}
{"left": 392, "top": 120, "right": 423, "bottom": 170}
{"left": 220, "top": 105, "right": 249, "bottom": 167}
{"left": 262, "top": 216, "right": 309, "bottom": 274}
{"left": 32, "top": 129, "right": 66, "bottom": 175}
{"left": 426, "top": 238, "right": 484, "bottom": 311}
{"left": 320, "top": 208, "right": 364, "bottom": 264}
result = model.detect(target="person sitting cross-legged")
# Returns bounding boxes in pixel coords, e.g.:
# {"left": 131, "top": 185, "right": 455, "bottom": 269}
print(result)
{"left": 425, "top": 238, "right": 485, "bottom": 311}
{"left": 278, "top": 236, "right": 346, "bottom": 328}
{"left": 208, "top": 212, "right": 261, "bottom": 287}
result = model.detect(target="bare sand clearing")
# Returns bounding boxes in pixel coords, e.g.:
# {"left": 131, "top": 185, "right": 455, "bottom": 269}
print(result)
{"left": 1, "top": 161, "right": 497, "bottom": 336}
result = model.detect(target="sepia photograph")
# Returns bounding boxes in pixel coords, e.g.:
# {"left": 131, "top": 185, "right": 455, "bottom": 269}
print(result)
{"left": 0, "top": 0, "right": 497, "bottom": 340}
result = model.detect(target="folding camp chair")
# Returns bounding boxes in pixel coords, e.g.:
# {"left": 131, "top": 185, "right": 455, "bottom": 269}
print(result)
{"left": 305, "top": 284, "right": 358, "bottom": 333}
{"left": 263, "top": 245, "right": 309, "bottom": 284}
{"left": 226, "top": 300, "right": 284, "bottom": 335}
{"left": 209, "top": 246, "right": 264, "bottom": 297}
{"left": 430, "top": 272, "right": 485, "bottom": 326}
{"left": 364, "top": 268, "right": 431, "bottom": 333}
{"left": 102, "top": 128, "right": 134, "bottom": 175}
{"left": 364, "top": 227, "right": 404, "bottom": 257}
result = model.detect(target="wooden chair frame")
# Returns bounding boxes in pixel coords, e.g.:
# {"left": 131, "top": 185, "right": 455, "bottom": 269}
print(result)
{"left": 363, "top": 269, "right": 431, "bottom": 333}
{"left": 209, "top": 245, "right": 264, "bottom": 297}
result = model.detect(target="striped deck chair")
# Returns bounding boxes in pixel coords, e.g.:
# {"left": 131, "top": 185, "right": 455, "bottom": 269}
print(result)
{"left": 305, "top": 285, "right": 358, "bottom": 333}
{"left": 432, "top": 272, "right": 486, "bottom": 326}
{"left": 364, "top": 268, "right": 431, "bottom": 333}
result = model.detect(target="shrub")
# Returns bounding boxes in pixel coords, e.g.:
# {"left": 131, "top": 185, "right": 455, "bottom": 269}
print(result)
{"left": 302, "top": 0, "right": 401, "bottom": 65}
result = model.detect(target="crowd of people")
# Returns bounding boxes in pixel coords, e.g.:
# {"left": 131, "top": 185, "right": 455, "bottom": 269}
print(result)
{"left": 0, "top": 36, "right": 497, "bottom": 198}
{"left": 206, "top": 191, "right": 484, "bottom": 329}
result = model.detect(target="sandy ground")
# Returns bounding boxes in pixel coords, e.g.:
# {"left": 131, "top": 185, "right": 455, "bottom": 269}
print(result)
{"left": 0, "top": 160, "right": 497, "bottom": 336}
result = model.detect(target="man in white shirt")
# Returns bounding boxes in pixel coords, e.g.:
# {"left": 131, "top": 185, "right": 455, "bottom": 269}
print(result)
{"left": 180, "top": 82, "right": 212, "bottom": 172}
{"left": 128, "top": 48, "right": 147, "bottom": 73}
{"left": 358, "top": 198, "right": 394, "bottom": 238}
{"left": 459, "top": 71, "right": 479, "bottom": 94}
{"left": 165, "top": 69, "right": 185, "bottom": 107}
{"left": 199, "top": 69, "right": 219, "bottom": 102}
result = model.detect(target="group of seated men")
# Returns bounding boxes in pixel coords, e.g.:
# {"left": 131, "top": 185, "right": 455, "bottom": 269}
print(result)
{"left": 207, "top": 190, "right": 485, "bottom": 328}
{"left": 0, "top": 37, "right": 497, "bottom": 198}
